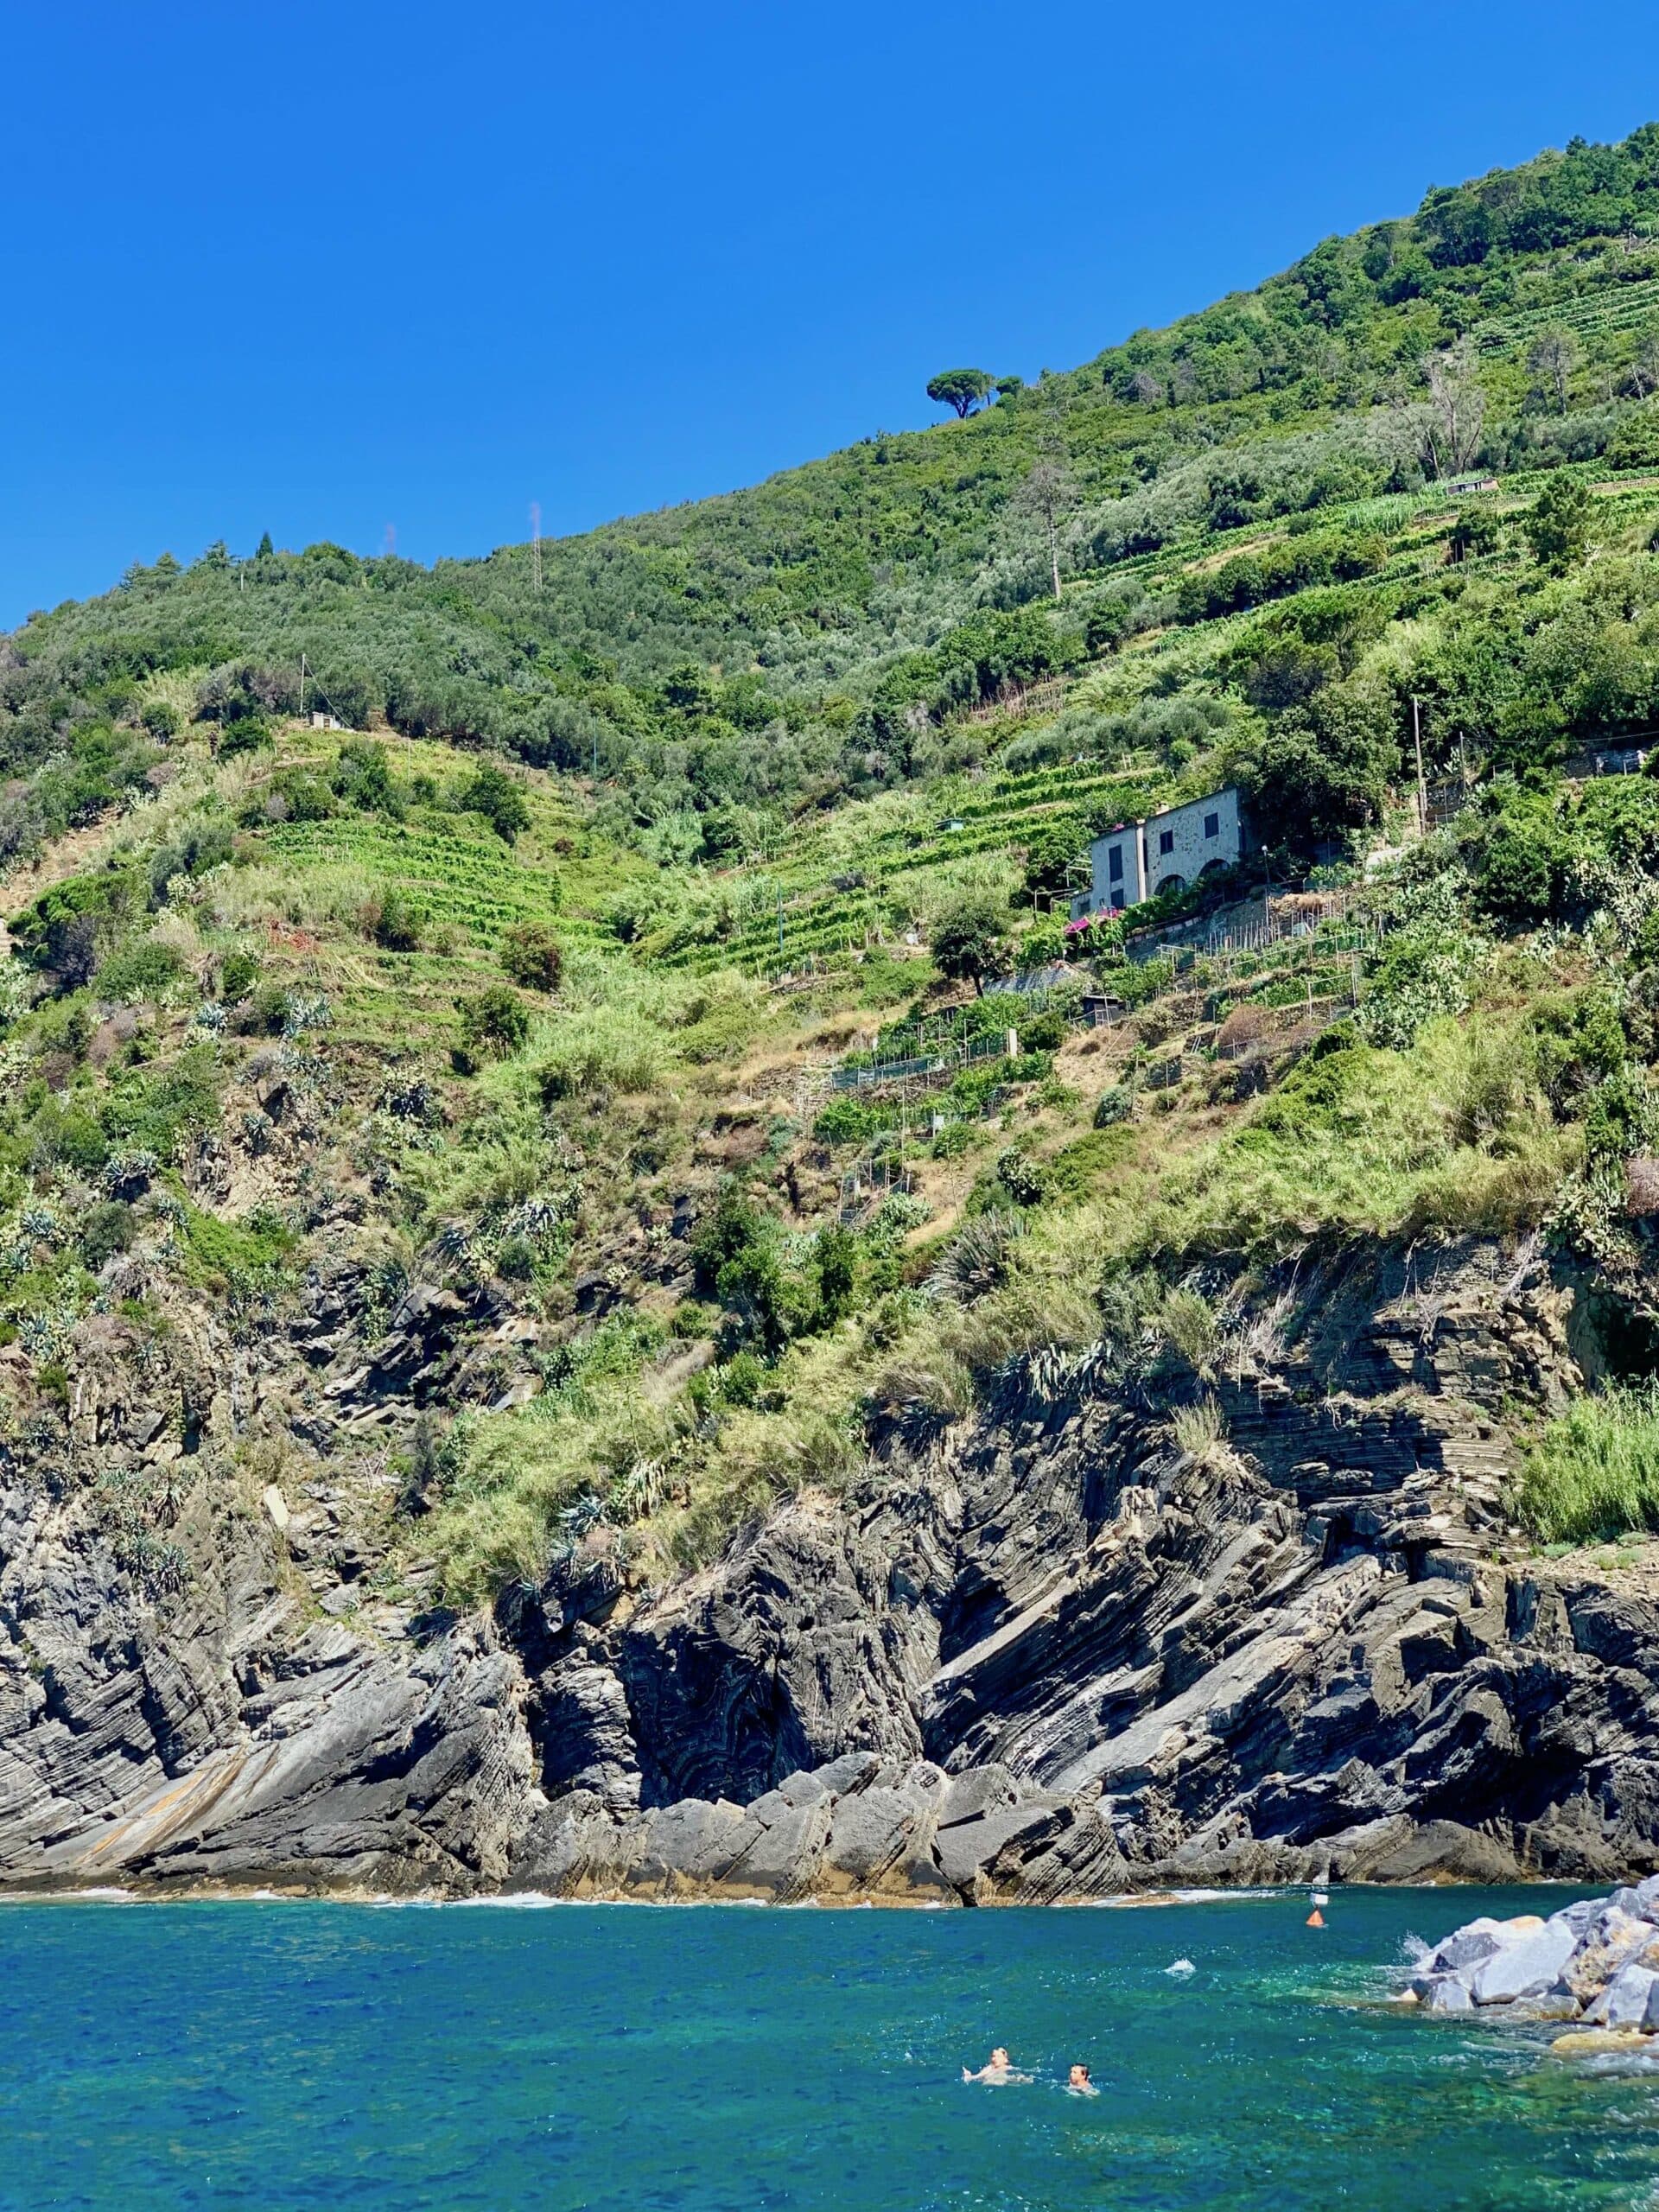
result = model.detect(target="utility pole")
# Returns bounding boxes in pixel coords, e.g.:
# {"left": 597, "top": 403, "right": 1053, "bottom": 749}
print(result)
{"left": 299, "top": 653, "right": 308, "bottom": 719}
{"left": 531, "top": 502, "right": 542, "bottom": 594}
{"left": 777, "top": 883, "right": 785, "bottom": 962}
{"left": 1411, "top": 696, "right": 1428, "bottom": 836}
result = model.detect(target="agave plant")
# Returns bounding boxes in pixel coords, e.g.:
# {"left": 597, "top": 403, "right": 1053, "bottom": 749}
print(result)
{"left": 0, "top": 1239, "right": 35, "bottom": 1282}
{"left": 990, "top": 1337, "right": 1116, "bottom": 1415}
{"left": 500, "top": 1194, "right": 565, "bottom": 1243}
{"left": 378, "top": 1077, "right": 437, "bottom": 1124}
{"left": 430, "top": 1220, "right": 474, "bottom": 1267}
{"left": 557, "top": 1491, "right": 613, "bottom": 1548}
{"left": 283, "top": 992, "right": 333, "bottom": 1038}
{"left": 366, "top": 1253, "right": 411, "bottom": 1313}
{"left": 104, "top": 1149, "right": 159, "bottom": 1198}
{"left": 238, "top": 1109, "right": 274, "bottom": 1157}
{"left": 926, "top": 1210, "right": 1026, "bottom": 1305}
{"left": 605, "top": 1458, "right": 661, "bottom": 1522}
{"left": 18, "top": 1310, "right": 67, "bottom": 1360}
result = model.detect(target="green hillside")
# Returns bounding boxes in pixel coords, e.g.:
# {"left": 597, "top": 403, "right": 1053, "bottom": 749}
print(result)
{"left": 10, "top": 125, "right": 1659, "bottom": 1601}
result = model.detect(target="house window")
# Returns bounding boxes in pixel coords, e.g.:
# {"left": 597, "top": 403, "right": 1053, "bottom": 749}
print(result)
{"left": 1159, "top": 828, "right": 1174, "bottom": 855}
{"left": 1204, "top": 811, "right": 1219, "bottom": 839}
{"left": 1109, "top": 846, "right": 1123, "bottom": 881}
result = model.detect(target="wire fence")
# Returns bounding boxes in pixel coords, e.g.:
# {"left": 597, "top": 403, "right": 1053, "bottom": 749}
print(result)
{"left": 828, "top": 1028, "right": 1015, "bottom": 1093}
{"left": 800, "top": 887, "right": 1379, "bottom": 1114}
{"left": 957, "top": 676, "right": 1072, "bottom": 727}
{"left": 1122, "top": 888, "right": 1362, "bottom": 965}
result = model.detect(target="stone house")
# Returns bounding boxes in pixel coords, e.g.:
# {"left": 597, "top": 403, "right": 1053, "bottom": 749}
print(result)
{"left": 1069, "top": 785, "right": 1249, "bottom": 918}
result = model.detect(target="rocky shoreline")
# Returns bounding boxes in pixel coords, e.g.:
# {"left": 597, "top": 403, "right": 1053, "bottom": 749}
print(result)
{"left": 1406, "top": 1881, "right": 1659, "bottom": 2050}
{"left": 505, "top": 1752, "right": 1581, "bottom": 1906}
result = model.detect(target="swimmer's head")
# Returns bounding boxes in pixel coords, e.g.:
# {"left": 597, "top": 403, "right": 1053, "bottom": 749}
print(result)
{"left": 1068, "top": 2064, "right": 1090, "bottom": 2087}
{"left": 989, "top": 2048, "right": 1010, "bottom": 2068}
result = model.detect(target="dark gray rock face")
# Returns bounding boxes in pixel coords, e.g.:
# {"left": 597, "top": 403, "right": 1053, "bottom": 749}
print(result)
{"left": 505, "top": 1243, "right": 1659, "bottom": 1897}
{"left": 10, "top": 1237, "right": 1659, "bottom": 1901}
{"left": 0, "top": 1471, "right": 533, "bottom": 1891}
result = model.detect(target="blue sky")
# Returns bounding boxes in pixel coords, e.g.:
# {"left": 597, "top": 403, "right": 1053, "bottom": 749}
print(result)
{"left": 6, "top": 0, "right": 1659, "bottom": 626}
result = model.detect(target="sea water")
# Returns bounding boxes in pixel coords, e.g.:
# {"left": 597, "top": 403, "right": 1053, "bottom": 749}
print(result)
{"left": 3, "top": 1885, "right": 1658, "bottom": 2211}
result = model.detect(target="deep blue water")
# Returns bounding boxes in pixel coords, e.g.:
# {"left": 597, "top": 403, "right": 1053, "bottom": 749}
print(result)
{"left": 3, "top": 1887, "right": 1658, "bottom": 2211}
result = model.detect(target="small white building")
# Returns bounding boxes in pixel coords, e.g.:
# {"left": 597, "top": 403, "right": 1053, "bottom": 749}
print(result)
{"left": 1069, "top": 785, "right": 1249, "bottom": 918}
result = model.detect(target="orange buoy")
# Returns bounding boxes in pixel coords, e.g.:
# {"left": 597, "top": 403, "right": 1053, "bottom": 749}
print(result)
{"left": 1306, "top": 1908, "right": 1325, "bottom": 1928}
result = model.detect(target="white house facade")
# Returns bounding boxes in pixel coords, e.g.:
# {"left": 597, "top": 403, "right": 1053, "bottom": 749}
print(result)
{"left": 1070, "top": 785, "right": 1248, "bottom": 918}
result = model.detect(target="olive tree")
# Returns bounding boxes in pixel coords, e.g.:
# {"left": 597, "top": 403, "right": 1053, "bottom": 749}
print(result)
{"left": 930, "top": 894, "right": 1010, "bottom": 995}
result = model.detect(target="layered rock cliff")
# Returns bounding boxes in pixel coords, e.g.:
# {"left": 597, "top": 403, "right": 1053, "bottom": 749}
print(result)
{"left": 8, "top": 1230, "right": 1659, "bottom": 1900}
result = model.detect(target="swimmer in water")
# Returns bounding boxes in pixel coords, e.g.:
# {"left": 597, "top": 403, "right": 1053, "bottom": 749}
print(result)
{"left": 962, "top": 2047, "right": 1030, "bottom": 2084}
{"left": 1067, "top": 2063, "right": 1099, "bottom": 2096}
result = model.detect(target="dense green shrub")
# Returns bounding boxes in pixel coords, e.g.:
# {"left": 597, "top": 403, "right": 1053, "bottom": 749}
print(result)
{"left": 218, "top": 715, "right": 272, "bottom": 759}
{"left": 813, "top": 1096, "right": 887, "bottom": 1146}
{"left": 686, "top": 1185, "right": 855, "bottom": 1351}
{"left": 103, "top": 1051, "right": 221, "bottom": 1154}
{"left": 816, "top": 1224, "right": 859, "bottom": 1321}
{"left": 149, "top": 817, "right": 233, "bottom": 903}
{"left": 1021, "top": 817, "right": 1088, "bottom": 900}
{"left": 1605, "top": 402, "right": 1659, "bottom": 471}
{"left": 1465, "top": 782, "right": 1571, "bottom": 924}
{"left": 30, "top": 1099, "right": 110, "bottom": 1175}
{"left": 1357, "top": 928, "right": 1476, "bottom": 1050}
{"left": 1228, "top": 690, "right": 1398, "bottom": 848}
{"left": 78, "top": 1200, "right": 134, "bottom": 1269}
{"left": 929, "top": 897, "right": 1010, "bottom": 995}
{"left": 1020, "top": 1009, "right": 1067, "bottom": 1051}
{"left": 245, "top": 982, "right": 291, "bottom": 1033}
{"left": 177, "top": 1201, "right": 297, "bottom": 1289}
{"left": 691, "top": 1186, "right": 770, "bottom": 1292}
{"left": 460, "top": 762, "right": 531, "bottom": 842}
{"left": 371, "top": 892, "right": 422, "bottom": 951}
{"left": 97, "top": 938, "right": 187, "bottom": 1002}
{"left": 219, "top": 950, "right": 261, "bottom": 1002}
{"left": 455, "top": 985, "right": 531, "bottom": 1063}
{"left": 499, "top": 920, "right": 563, "bottom": 991}
{"left": 11, "top": 869, "right": 145, "bottom": 981}
{"left": 1523, "top": 475, "right": 1592, "bottom": 572}
{"left": 1448, "top": 509, "right": 1502, "bottom": 563}
{"left": 992, "top": 1146, "right": 1052, "bottom": 1206}
{"left": 332, "top": 739, "right": 402, "bottom": 816}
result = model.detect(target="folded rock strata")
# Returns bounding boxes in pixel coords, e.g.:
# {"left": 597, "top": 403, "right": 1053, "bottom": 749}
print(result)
{"left": 7, "top": 1239, "right": 1659, "bottom": 1899}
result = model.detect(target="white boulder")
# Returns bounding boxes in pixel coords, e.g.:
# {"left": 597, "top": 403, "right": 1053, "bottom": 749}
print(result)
{"left": 1599, "top": 1962, "right": 1659, "bottom": 2031}
{"left": 1469, "top": 1917, "right": 1580, "bottom": 2005}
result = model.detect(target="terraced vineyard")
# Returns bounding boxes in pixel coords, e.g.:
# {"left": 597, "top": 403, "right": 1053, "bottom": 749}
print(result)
{"left": 1478, "top": 271, "right": 1659, "bottom": 353}
{"left": 652, "top": 760, "right": 1173, "bottom": 976}
{"left": 255, "top": 817, "right": 619, "bottom": 949}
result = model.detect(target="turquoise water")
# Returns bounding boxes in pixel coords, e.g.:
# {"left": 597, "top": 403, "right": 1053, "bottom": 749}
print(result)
{"left": 3, "top": 1886, "right": 1659, "bottom": 2210}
